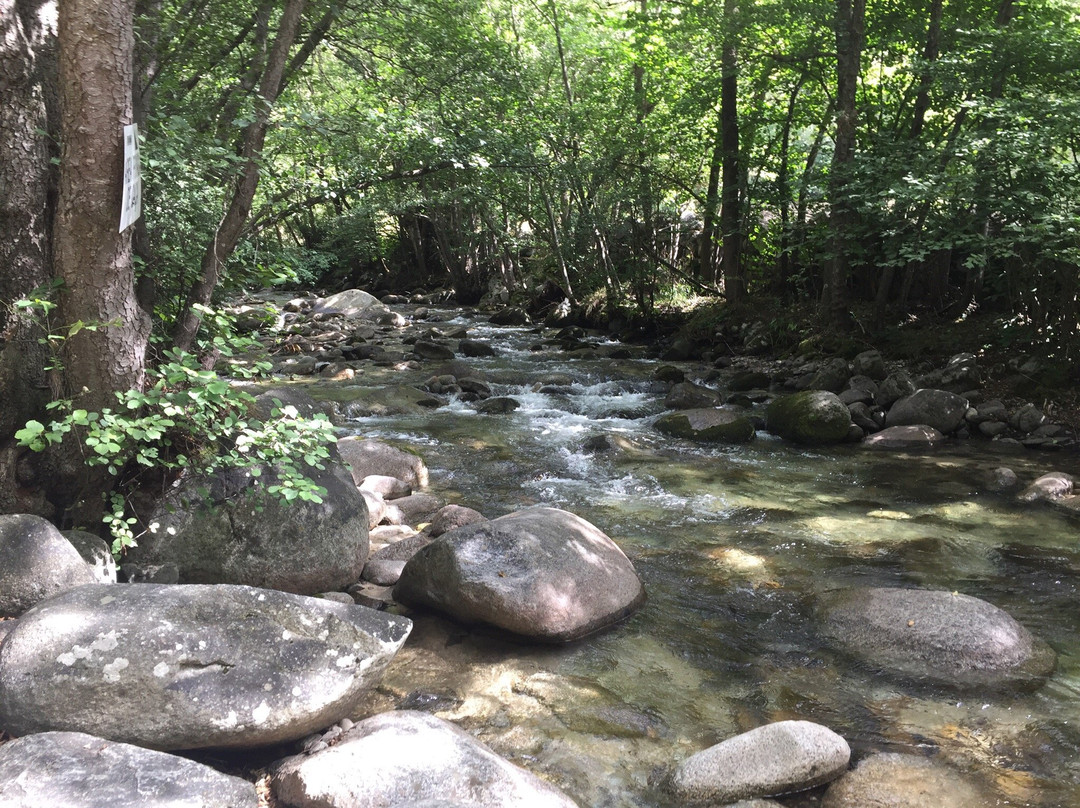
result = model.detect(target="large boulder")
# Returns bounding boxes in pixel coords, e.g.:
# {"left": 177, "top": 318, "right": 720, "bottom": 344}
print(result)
{"left": 0, "top": 515, "right": 98, "bottom": 617}
{"left": 668, "top": 720, "right": 850, "bottom": 804}
{"left": 0, "top": 584, "right": 411, "bottom": 750}
{"left": 765, "top": 391, "right": 852, "bottom": 445}
{"left": 821, "top": 753, "right": 988, "bottom": 807}
{"left": 816, "top": 587, "right": 1055, "bottom": 689}
{"left": 0, "top": 731, "right": 258, "bottom": 807}
{"left": 654, "top": 408, "right": 756, "bottom": 443}
{"left": 316, "top": 289, "right": 381, "bottom": 316}
{"left": 336, "top": 437, "right": 429, "bottom": 488}
{"left": 131, "top": 458, "right": 368, "bottom": 595}
{"left": 395, "top": 507, "right": 646, "bottom": 642}
{"left": 1017, "top": 472, "right": 1073, "bottom": 503}
{"left": 874, "top": 371, "right": 916, "bottom": 409}
{"left": 664, "top": 382, "right": 723, "bottom": 410}
{"left": 885, "top": 389, "right": 968, "bottom": 434}
{"left": 801, "top": 357, "right": 851, "bottom": 393}
{"left": 272, "top": 710, "right": 578, "bottom": 807}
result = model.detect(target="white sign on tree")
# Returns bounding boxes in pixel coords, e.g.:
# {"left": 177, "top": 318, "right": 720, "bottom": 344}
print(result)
{"left": 119, "top": 123, "right": 142, "bottom": 232}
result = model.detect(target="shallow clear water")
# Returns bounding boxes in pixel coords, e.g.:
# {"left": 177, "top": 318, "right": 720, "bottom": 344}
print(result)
{"left": 347, "top": 310, "right": 1080, "bottom": 807}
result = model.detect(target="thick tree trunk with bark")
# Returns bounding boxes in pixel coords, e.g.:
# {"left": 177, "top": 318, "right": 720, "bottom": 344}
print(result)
{"left": 0, "top": 0, "right": 58, "bottom": 516}
{"left": 48, "top": 0, "right": 150, "bottom": 519}
{"left": 171, "top": 0, "right": 307, "bottom": 351}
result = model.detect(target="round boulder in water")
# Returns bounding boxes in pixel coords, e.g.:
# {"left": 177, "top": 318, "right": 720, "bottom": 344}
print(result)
{"left": 0, "top": 583, "right": 412, "bottom": 750}
{"left": 822, "top": 752, "right": 988, "bottom": 807}
{"left": 272, "top": 710, "right": 577, "bottom": 807}
{"left": 816, "top": 587, "right": 1055, "bottom": 689}
{"left": 655, "top": 408, "right": 756, "bottom": 443}
{"left": 668, "top": 720, "right": 850, "bottom": 804}
{"left": 885, "top": 388, "right": 968, "bottom": 434}
{"left": 395, "top": 506, "right": 645, "bottom": 642}
{"left": 0, "top": 731, "right": 258, "bottom": 808}
{"left": 765, "top": 391, "right": 851, "bottom": 445}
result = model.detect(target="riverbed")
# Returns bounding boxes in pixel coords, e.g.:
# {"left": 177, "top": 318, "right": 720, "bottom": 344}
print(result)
{"left": 338, "top": 306, "right": 1080, "bottom": 807}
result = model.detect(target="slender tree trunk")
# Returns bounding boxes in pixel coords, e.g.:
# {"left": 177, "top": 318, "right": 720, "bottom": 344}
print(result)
{"left": 909, "top": 0, "right": 942, "bottom": 139}
{"left": 172, "top": 0, "right": 307, "bottom": 351}
{"left": 719, "top": 0, "right": 743, "bottom": 304}
{"left": 700, "top": 107, "right": 722, "bottom": 287}
{"left": 777, "top": 73, "right": 806, "bottom": 292}
{"left": 822, "top": 0, "right": 866, "bottom": 329}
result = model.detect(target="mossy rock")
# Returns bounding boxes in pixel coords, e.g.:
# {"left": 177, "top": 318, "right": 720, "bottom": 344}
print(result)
{"left": 765, "top": 391, "right": 851, "bottom": 445}
{"left": 654, "top": 408, "right": 756, "bottom": 443}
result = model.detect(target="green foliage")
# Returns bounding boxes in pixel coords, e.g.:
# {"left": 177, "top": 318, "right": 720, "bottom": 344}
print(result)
{"left": 17, "top": 317, "right": 336, "bottom": 556}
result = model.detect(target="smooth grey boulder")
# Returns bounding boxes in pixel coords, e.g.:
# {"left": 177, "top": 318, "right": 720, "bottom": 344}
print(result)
{"left": 862, "top": 425, "right": 945, "bottom": 449}
{"left": 0, "top": 731, "right": 258, "bottom": 808}
{"left": 395, "top": 506, "right": 646, "bottom": 642}
{"left": 131, "top": 458, "right": 368, "bottom": 595}
{"left": 476, "top": 396, "right": 521, "bottom": 414}
{"left": 272, "top": 710, "right": 578, "bottom": 808}
{"left": 816, "top": 587, "right": 1055, "bottom": 689}
{"left": 821, "top": 752, "right": 987, "bottom": 807}
{"left": 852, "top": 350, "right": 886, "bottom": 380}
{"left": 0, "top": 583, "right": 411, "bottom": 750}
{"left": 359, "top": 474, "right": 412, "bottom": 500}
{"left": 885, "top": 389, "right": 968, "bottom": 434}
{"left": 0, "top": 515, "right": 97, "bottom": 617}
{"left": 802, "top": 357, "right": 851, "bottom": 393}
{"left": 669, "top": 720, "right": 850, "bottom": 804}
{"left": 1017, "top": 472, "right": 1073, "bottom": 503}
{"left": 413, "top": 340, "right": 456, "bottom": 361}
{"left": 337, "top": 437, "right": 429, "bottom": 488}
{"left": 317, "top": 289, "right": 381, "bottom": 316}
{"left": 654, "top": 408, "right": 756, "bottom": 443}
{"left": 875, "top": 372, "right": 916, "bottom": 409}
{"left": 62, "top": 529, "right": 118, "bottom": 584}
{"left": 428, "top": 504, "right": 487, "bottom": 537}
{"left": 459, "top": 338, "right": 497, "bottom": 357}
{"left": 361, "top": 488, "right": 388, "bottom": 529}
{"left": 385, "top": 492, "right": 444, "bottom": 526}
{"left": 664, "top": 382, "right": 723, "bottom": 410}
{"left": 765, "top": 391, "right": 852, "bottom": 445}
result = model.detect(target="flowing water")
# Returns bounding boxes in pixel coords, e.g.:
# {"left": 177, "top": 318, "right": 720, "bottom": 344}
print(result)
{"left": 341, "top": 308, "right": 1080, "bottom": 807}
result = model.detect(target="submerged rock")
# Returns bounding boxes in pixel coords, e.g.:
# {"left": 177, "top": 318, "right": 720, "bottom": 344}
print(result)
{"left": 272, "top": 710, "right": 578, "bottom": 807}
{"left": 765, "top": 391, "right": 852, "bottom": 445}
{"left": 0, "top": 514, "right": 98, "bottom": 617}
{"left": 1017, "top": 471, "right": 1073, "bottom": 503}
{"left": 0, "top": 584, "right": 411, "bottom": 749}
{"left": 816, "top": 587, "right": 1055, "bottom": 689}
{"left": 395, "top": 506, "right": 645, "bottom": 642}
{"left": 654, "top": 408, "right": 756, "bottom": 443}
{"left": 862, "top": 425, "right": 945, "bottom": 449}
{"left": 668, "top": 720, "right": 850, "bottom": 804}
{"left": 821, "top": 752, "right": 987, "bottom": 807}
{"left": 0, "top": 731, "right": 258, "bottom": 808}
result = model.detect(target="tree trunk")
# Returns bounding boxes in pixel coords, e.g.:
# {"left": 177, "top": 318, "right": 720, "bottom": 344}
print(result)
{"left": 49, "top": 0, "right": 150, "bottom": 519}
{"left": 909, "top": 0, "right": 942, "bottom": 139}
{"left": 821, "top": 0, "right": 866, "bottom": 329}
{"left": 699, "top": 107, "right": 722, "bottom": 287}
{"left": 719, "top": 0, "right": 743, "bottom": 304}
{"left": 0, "top": 0, "right": 57, "bottom": 444}
{"left": 54, "top": 0, "right": 149, "bottom": 407}
{"left": 171, "top": 0, "right": 307, "bottom": 351}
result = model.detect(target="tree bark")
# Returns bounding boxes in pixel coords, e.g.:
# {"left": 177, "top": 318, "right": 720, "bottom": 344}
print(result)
{"left": 821, "top": 0, "right": 866, "bottom": 329}
{"left": 719, "top": 0, "right": 743, "bottom": 304}
{"left": 0, "top": 0, "right": 57, "bottom": 443}
{"left": 172, "top": 0, "right": 307, "bottom": 351}
{"left": 53, "top": 0, "right": 149, "bottom": 410}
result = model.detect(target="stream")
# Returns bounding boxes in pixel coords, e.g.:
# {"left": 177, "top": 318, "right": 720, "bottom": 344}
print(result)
{"left": 335, "top": 306, "right": 1080, "bottom": 807}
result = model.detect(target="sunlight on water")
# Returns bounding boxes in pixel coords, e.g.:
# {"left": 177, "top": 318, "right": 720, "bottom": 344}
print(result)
{"left": 344, "top": 308, "right": 1080, "bottom": 807}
